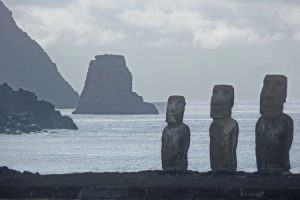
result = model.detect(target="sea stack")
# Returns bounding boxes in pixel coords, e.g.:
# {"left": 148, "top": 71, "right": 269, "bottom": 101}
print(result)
{"left": 256, "top": 75, "right": 293, "bottom": 174}
{"left": 0, "top": 1, "right": 79, "bottom": 108}
{"left": 73, "top": 55, "right": 158, "bottom": 114}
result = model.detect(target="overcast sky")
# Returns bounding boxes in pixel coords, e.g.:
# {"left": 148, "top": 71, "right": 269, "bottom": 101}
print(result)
{"left": 2, "top": 0, "right": 300, "bottom": 102}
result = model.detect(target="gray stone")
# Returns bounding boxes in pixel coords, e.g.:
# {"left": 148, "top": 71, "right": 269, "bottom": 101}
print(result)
{"left": 0, "top": 83, "right": 78, "bottom": 134}
{"left": 73, "top": 55, "right": 158, "bottom": 114}
{"left": 161, "top": 96, "right": 190, "bottom": 171}
{"left": 209, "top": 85, "right": 239, "bottom": 172}
{"left": 79, "top": 187, "right": 130, "bottom": 200}
{"left": 256, "top": 75, "right": 293, "bottom": 174}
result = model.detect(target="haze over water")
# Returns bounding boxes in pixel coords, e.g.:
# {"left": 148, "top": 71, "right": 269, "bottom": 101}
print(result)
{"left": 0, "top": 102, "right": 299, "bottom": 174}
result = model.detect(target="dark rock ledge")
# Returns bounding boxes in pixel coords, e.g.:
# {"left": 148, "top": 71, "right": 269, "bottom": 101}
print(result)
{"left": 0, "top": 166, "right": 39, "bottom": 176}
{"left": 0, "top": 83, "right": 78, "bottom": 134}
{"left": 0, "top": 167, "right": 300, "bottom": 199}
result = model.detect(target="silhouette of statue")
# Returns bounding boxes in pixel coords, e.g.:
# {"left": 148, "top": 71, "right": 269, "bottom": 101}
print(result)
{"left": 161, "top": 96, "right": 190, "bottom": 171}
{"left": 209, "top": 85, "right": 239, "bottom": 172}
{"left": 256, "top": 75, "right": 293, "bottom": 174}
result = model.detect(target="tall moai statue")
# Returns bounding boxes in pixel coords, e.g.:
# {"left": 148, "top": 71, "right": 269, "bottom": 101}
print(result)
{"left": 161, "top": 96, "right": 190, "bottom": 171}
{"left": 256, "top": 75, "right": 293, "bottom": 174}
{"left": 209, "top": 85, "right": 239, "bottom": 172}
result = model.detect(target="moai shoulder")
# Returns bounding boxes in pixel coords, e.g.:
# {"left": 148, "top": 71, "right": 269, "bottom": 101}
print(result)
{"left": 256, "top": 113, "right": 293, "bottom": 138}
{"left": 162, "top": 123, "right": 190, "bottom": 141}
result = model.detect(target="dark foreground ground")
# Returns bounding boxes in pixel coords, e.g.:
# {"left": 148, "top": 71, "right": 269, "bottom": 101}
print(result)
{"left": 1, "top": 170, "right": 300, "bottom": 200}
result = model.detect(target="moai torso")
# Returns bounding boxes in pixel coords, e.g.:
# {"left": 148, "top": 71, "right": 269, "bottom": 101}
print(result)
{"left": 161, "top": 96, "right": 190, "bottom": 171}
{"left": 256, "top": 75, "right": 294, "bottom": 174}
{"left": 209, "top": 85, "right": 239, "bottom": 172}
{"left": 256, "top": 114, "right": 293, "bottom": 173}
{"left": 210, "top": 118, "right": 239, "bottom": 171}
{"left": 162, "top": 124, "right": 190, "bottom": 171}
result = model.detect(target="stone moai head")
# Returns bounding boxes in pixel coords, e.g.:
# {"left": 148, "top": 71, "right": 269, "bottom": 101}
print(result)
{"left": 210, "top": 85, "right": 234, "bottom": 119}
{"left": 260, "top": 75, "right": 287, "bottom": 118}
{"left": 166, "top": 96, "right": 186, "bottom": 124}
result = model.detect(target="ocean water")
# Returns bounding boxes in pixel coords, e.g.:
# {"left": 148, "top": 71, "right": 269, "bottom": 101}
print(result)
{"left": 0, "top": 102, "right": 299, "bottom": 174}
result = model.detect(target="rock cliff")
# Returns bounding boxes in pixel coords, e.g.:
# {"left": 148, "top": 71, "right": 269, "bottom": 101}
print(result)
{"left": 73, "top": 55, "right": 158, "bottom": 114}
{"left": 0, "top": 1, "right": 79, "bottom": 108}
{"left": 0, "top": 83, "right": 78, "bottom": 134}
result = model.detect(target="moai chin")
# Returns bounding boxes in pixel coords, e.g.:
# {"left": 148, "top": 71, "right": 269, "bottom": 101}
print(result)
{"left": 209, "top": 85, "right": 239, "bottom": 172}
{"left": 256, "top": 75, "right": 293, "bottom": 174}
{"left": 161, "top": 96, "right": 190, "bottom": 171}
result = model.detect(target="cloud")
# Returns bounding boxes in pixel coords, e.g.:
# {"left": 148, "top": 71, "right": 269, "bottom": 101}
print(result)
{"left": 293, "top": 32, "right": 300, "bottom": 41}
{"left": 277, "top": 6, "right": 300, "bottom": 27}
{"left": 193, "top": 24, "right": 288, "bottom": 48}
{"left": 119, "top": 6, "right": 290, "bottom": 48}
{"left": 6, "top": 1, "right": 126, "bottom": 47}
{"left": 2, "top": 0, "right": 300, "bottom": 101}
{"left": 3, "top": 0, "right": 73, "bottom": 7}
{"left": 4, "top": 0, "right": 300, "bottom": 48}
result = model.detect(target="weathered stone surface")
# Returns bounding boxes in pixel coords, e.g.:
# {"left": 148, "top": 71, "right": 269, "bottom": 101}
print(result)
{"left": 79, "top": 187, "right": 131, "bottom": 200}
{"left": 0, "top": 83, "right": 78, "bottom": 134}
{"left": 161, "top": 96, "right": 190, "bottom": 171}
{"left": 209, "top": 85, "right": 239, "bottom": 172}
{"left": 73, "top": 54, "right": 158, "bottom": 114}
{"left": 256, "top": 114, "right": 293, "bottom": 173}
{"left": 1, "top": 170, "right": 300, "bottom": 199}
{"left": 0, "top": 1, "right": 79, "bottom": 108}
{"left": 260, "top": 75, "right": 287, "bottom": 118}
{"left": 210, "top": 85, "right": 234, "bottom": 119}
{"left": 256, "top": 75, "right": 293, "bottom": 174}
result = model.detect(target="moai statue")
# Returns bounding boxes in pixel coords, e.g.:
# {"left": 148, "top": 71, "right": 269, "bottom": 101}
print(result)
{"left": 161, "top": 96, "right": 190, "bottom": 171}
{"left": 209, "top": 85, "right": 239, "bottom": 172}
{"left": 256, "top": 75, "right": 293, "bottom": 174}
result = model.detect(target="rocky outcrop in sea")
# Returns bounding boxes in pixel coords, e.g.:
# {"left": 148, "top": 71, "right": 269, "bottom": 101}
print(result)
{"left": 0, "top": 1, "right": 79, "bottom": 108}
{"left": 73, "top": 54, "right": 158, "bottom": 114}
{"left": 0, "top": 166, "right": 38, "bottom": 176}
{"left": 0, "top": 83, "right": 78, "bottom": 134}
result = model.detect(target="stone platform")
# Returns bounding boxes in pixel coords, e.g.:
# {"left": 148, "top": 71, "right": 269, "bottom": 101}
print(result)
{"left": 0, "top": 171, "right": 300, "bottom": 199}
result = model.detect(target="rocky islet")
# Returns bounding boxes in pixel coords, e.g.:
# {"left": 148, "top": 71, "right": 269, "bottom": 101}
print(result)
{"left": 0, "top": 83, "right": 78, "bottom": 134}
{"left": 74, "top": 54, "right": 158, "bottom": 115}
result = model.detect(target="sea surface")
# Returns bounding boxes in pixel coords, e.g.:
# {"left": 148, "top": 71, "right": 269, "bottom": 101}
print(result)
{"left": 0, "top": 102, "right": 299, "bottom": 174}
